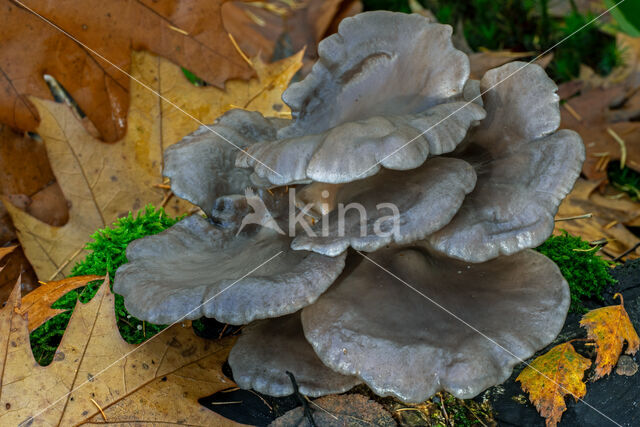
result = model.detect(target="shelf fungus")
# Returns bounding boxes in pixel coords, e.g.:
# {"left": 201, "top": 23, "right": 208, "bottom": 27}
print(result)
{"left": 115, "top": 11, "right": 584, "bottom": 403}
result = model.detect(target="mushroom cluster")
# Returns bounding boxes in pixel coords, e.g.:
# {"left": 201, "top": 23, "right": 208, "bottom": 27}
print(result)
{"left": 115, "top": 11, "right": 585, "bottom": 403}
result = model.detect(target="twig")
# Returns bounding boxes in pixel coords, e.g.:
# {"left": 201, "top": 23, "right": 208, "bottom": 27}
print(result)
{"left": 217, "top": 323, "right": 229, "bottom": 339}
{"left": 555, "top": 213, "right": 592, "bottom": 222}
{"left": 286, "top": 371, "right": 317, "bottom": 427}
{"left": 90, "top": 398, "right": 107, "bottom": 421}
{"left": 153, "top": 183, "right": 171, "bottom": 190}
{"left": 304, "top": 396, "right": 339, "bottom": 421}
{"left": 48, "top": 247, "right": 83, "bottom": 281}
{"left": 438, "top": 393, "right": 451, "bottom": 427}
{"left": 160, "top": 190, "right": 174, "bottom": 208}
{"left": 612, "top": 242, "right": 640, "bottom": 263}
{"left": 227, "top": 33, "right": 254, "bottom": 68}
{"left": 167, "top": 24, "right": 188, "bottom": 36}
{"left": 607, "top": 127, "right": 627, "bottom": 169}
{"left": 563, "top": 102, "right": 583, "bottom": 122}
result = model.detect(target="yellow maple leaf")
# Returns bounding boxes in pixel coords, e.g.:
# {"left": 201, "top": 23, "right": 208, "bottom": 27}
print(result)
{"left": 517, "top": 342, "right": 591, "bottom": 427}
{"left": 580, "top": 294, "right": 640, "bottom": 379}
{"left": 0, "top": 277, "right": 240, "bottom": 425}
{"left": 4, "top": 49, "right": 302, "bottom": 280}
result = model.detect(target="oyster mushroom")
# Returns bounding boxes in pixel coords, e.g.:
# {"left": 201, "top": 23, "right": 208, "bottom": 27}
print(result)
{"left": 301, "top": 246, "right": 569, "bottom": 402}
{"left": 115, "top": 10, "right": 583, "bottom": 405}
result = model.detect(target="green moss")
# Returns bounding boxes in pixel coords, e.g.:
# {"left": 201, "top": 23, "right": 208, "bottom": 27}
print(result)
{"left": 29, "top": 205, "right": 184, "bottom": 365}
{"left": 535, "top": 231, "right": 616, "bottom": 312}
{"left": 608, "top": 162, "right": 640, "bottom": 201}
{"left": 362, "top": 0, "right": 622, "bottom": 83}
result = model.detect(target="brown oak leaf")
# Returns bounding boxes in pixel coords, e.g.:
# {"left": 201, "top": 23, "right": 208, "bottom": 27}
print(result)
{"left": 0, "top": 0, "right": 254, "bottom": 141}
{"left": 0, "top": 277, "right": 241, "bottom": 425}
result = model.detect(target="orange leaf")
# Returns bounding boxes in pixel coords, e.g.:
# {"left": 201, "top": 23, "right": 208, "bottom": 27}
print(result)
{"left": 0, "top": 245, "right": 16, "bottom": 264}
{"left": 517, "top": 342, "right": 591, "bottom": 427}
{"left": 18, "top": 275, "right": 103, "bottom": 332}
{"left": 580, "top": 294, "right": 640, "bottom": 379}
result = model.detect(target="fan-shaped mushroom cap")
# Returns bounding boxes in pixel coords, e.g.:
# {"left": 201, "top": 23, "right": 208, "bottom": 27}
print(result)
{"left": 280, "top": 11, "right": 470, "bottom": 138}
{"left": 164, "top": 109, "right": 277, "bottom": 216}
{"left": 229, "top": 312, "right": 360, "bottom": 397}
{"left": 238, "top": 102, "right": 484, "bottom": 185}
{"left": 301, "top": 247, "right": 569, "bottom": 403}
{"left": 114, "top": 215, "right": 346, "bottom": 325}
{"left": 234, "top": 11, "right": 482, "bottom": 186}
{"left": 428, "top": 63, "right": 584, "bottom": 262}
{"left": 291, "top": 157, "right": 477, "bottom": 256}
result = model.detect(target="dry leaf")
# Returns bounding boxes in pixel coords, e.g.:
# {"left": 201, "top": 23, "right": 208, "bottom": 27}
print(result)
{"left": 223, "top": 0, "right": 360, "bottom": 73}
{"left": 4, "top": 49, "right": 302, "bottom": 280}
{"left": 517, "top": 342, "right": 592, "bottom": 427}
{"left": 0, "top": 245, "right": 16, "bottom": 262}
{"left": 554, "top": 179, "right": 640, "bottom": 259}
{"left": 271, "top": 394, "right": 396, "bottom": 426}
{"left": 0, "top": 0, "right": 254, "bottom": 142}
{"left": 18, "top": 275, "right": 102, "bottom": 331}
{"left": 469, "top": 51, "right": 535, "bottom": 79}
{"left": 580, "top": 295, "right": 640, "bottom": 379}
{"left": 0, "top": 277, "right": 240, "bottom": 425}
{"left": 559, "top": 34, "right": 640, "bottom": 179}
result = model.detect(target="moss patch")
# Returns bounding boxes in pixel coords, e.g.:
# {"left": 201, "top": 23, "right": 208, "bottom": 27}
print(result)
{"left": 29, "top": 205, "right": 183, "bottom": 365}
{"left": 535, "top": 231, "right": 617, "bottom": 312}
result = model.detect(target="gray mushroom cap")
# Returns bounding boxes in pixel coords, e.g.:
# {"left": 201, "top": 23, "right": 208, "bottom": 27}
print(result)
{"left": 279, "top": 11, "right": 470, "bottom": 138}
{"left": 229, "top": 312, "right": 361, "bottom": 397}
{"left": 301, "top": 246, "right": 570, "bottom": 403}
{"left": 164, "top": 109, "right": 278, "bottom": 216}
{"left": 237, "top": 102, "right": 485, "bottom": 185}
{"left": 114, "top": 214, "right": 346, "bottom": 325}
{"left": 428, "top": 62, "right": 585, "bottom": 262}
{"left": 291, "top": 157, "right": 477, "bottom": 256}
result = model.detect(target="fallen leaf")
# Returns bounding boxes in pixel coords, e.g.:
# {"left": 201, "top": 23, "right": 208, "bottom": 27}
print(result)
{"left": 223, "top": 0, "right": 360, "bottom": 72}
{"left": 560, "top": 34, "right": 640, "bottom": 179}
{"left": 0, "top": 244, "right": 16, "bottom": 262}
{"left": 4, "top": 49, "right": 302, "bottom": 280}
{"left": 580, "top": 294, "right": 640, "bottom": 379}
{"left": 554, "top": 179, "right": 640, "bottom": 259}
{"left": 469, "top": 51, "right": 535, "bottom": 79}
{"left": 271, "top": 394, "right": 396, "bottom": 427}
{"left": 18, "top": 275, "right": 102, "bottom": 331}
{"left": 0, "top": 0, "right": 254, "bottom": 142}
{"left": 0, "top": 277, "right": 240, "bottom": 425}
{"left": 517, "top": 342, "right": 592, "bottom": 427}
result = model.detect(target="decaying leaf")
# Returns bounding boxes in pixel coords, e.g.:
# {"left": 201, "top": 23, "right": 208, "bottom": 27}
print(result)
{"left": 18, "top": 275, "right": 102, "bottom": 331}
{"left": 271, "top": 394, "right": 396, "bottom": 427}
{"left": 560, "top": 34, "right": 640, "bottom": 179}
{"left": 0, "top": 277, "right": 240, "bottom": 425}
{"left": 580, "top": 294, "right": 640, "bottom": 379}
{"left": 0, "top": 245, "right": 16, "bottom": 262}
{"left": 517, "top": 342, "right": 592, "bottom": 427}
{"left": 223, "top": 0, "right": 361, "bottom": 71}
{"left": 0, "top": 0, "right": 254, "bottom": 142}
{"left": 554, "top": 179, "right": 640, "bottom": 259}
{"left": 4, "top": 49, "right": 302, "bottom": 280}
{"left": 468, "top": 50, "right": 553, "bottom": 79}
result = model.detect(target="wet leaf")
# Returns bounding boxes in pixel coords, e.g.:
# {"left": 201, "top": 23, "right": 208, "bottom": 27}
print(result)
{"left": 4, "top": 49, "right": 302, "bottom": 280}
{"left": 0, "top": 277, "right": 240, "bottom": 425}
{"left": 517, "top": 342, "right": 592, "bottom": 427}
{"left": 0, "top": 0, "right": 254, "bottom": 141}
{"left": 580, "top": 295, "right": 640, "bottom": 379}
